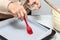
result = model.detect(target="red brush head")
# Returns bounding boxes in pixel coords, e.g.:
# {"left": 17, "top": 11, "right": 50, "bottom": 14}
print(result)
{"left": 27, "top": 25, "right": 33, "bottom": 35}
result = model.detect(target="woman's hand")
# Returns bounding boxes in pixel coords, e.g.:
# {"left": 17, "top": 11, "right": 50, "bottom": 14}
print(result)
{"left": 8, "top": 2, "right": 27, "bottom": 20}
{"left": 28, "top": 0, "right": 41, "bottom": 10}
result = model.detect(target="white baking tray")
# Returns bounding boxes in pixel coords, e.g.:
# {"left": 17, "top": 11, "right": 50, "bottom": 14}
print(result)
{"left": 0, "top": 17, "right": 52, "bottom": 40}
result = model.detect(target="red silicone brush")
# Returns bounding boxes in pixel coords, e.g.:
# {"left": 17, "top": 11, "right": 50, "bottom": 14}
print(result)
{"left": 24, "top": 18, "right": 33, "bottom": 35}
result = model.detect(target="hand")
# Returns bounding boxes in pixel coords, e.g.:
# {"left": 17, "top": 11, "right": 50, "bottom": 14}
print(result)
{"left": 28, "top": 0, "right": 41, "bottom": 10}
{"left": 8, "top": 2, "right": 27, "bottom": 20}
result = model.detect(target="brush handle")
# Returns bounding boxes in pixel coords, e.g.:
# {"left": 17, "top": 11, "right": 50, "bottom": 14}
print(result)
{"left": 24, "top": 17, "right": 28, "bottom": 26}
{"left": 44, "top": 0, "right": 60, "bottom": 13}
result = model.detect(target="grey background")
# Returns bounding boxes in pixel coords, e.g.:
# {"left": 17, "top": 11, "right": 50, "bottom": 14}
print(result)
{"left": 32, "top": 0, "right": 60, "bottom": 15}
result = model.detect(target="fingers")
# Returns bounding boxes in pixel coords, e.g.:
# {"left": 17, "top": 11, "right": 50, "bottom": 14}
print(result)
{"left": 8, "top": 2, "right": 27, "bottom": 20}
{"left": 28, "top": 0, "right": 35, "bottom": 5}
{"left": 28, "top": 0, "right": 41, "bottom": 10}
{"left": 32, "top": 4, "right": 39, "bottom": 10}
{"left": 17, "top": 11, "right": 21, "bottom": 19}
{"left": 21, "top": 7, "right": 27, "bottom": 19}
{"left": 20, "top": 11, "right": 24, "bottom": 19}
{"left": 16, "top": 7, "right": 27, "bottom": 20}
{"left": 35, "top": 0, "right": 41, "bottom": 8}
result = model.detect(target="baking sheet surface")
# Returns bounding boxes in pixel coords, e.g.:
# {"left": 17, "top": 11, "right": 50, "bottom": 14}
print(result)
{"left": 0, "top": 18, "right": 51, "bottom": 40}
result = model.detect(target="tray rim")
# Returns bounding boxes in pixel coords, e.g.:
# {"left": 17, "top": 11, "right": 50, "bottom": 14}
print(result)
{"left": 0, "top": 17, "right": 55, "bottom": 40}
